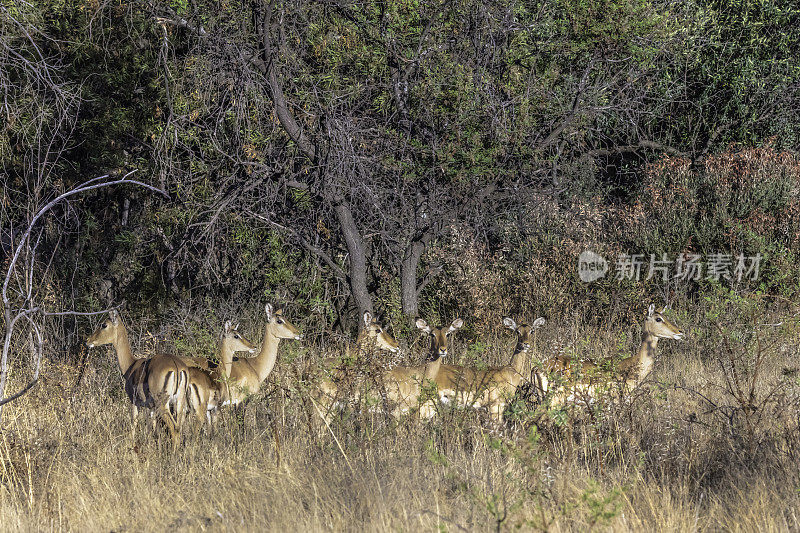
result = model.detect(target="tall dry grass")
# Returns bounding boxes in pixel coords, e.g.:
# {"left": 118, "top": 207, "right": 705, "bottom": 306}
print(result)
{"left": 0, "top": 299, "right": 798, "bottom": 532}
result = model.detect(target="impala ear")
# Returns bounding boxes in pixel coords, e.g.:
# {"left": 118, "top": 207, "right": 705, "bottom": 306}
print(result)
{"left": 415, "top": 318, "right": 431, "bottom": 334}
{"left": 532, "top": 317, "right": 546, "bottom": 328}
{"left": 109, "top": 309, "right": 119, "bottom": 324}
{"left": 265, "top": 303, "right": 274, "bottom": 321}
{"left": 363, "top": 310, "right": 373, "bottom": 328}
{"left": 449, "top": 318, "right": 464, "bottom": 333}
{"left": 224, "top": 320, "right": 233, "bottom": 333}
{"left": 648, "top": 304, "right": 655, "bottom": 317}
{"left": 502, "top": 317, "right": 517, "bottom": 330}
{"left": 661, "top": 304, "right": 669, "bottom": 313}
{"left": 233, "top": 322, "right": 240, "bottom": 331}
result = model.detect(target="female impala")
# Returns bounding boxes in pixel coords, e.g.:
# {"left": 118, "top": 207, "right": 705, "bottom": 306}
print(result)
{"left": 86, "top": 310, "right": 189, "bottom": 447}
{"left": 434, "top": 317, "right": 546, "bottom": 424}
{"left": 482, "top": 316, "right": 546, "bottom": 422}
{"left": 615, "top": 304, "right": 684, "bottom": 389}
{"left": 548, "top": 304, "right": 684, "bottom": 404}
{"left": 215, "top": 303, "right": 302, "bottom": 407}
{"left": 185, "top": 321, "right": 256, "bottom": 428}
{"left": 382, "top": 317, "right": 463, "bottom": 419}
{"left": 314, "top": 310, "right": 400, "bottom": 422}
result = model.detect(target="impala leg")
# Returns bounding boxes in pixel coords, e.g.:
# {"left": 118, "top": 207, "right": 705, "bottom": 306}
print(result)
{"left": 158, "top": 400, "right": 180, "bottom": 450}
{"left": 489, "top": 402, "right": 505, "bottom": 426}
{"left": 191, "top": 411, "right": 203, "bottom": 438}
{"left": 174, "top": 394, "right": 186, "bottom": 436}
{"left": 488, "top": 389, "right": 505, "bottom": 425}
{"left": 419, "top": 401, "right": 435, "bottom": 420}
{"left": 206, "top": 408, "right": 218, "bottom": 436}
{"left": 195, "top": 406, "right": 207, "bottom": 426}
{"left": 130, "top": 405, "right": 138, "bottom": 441}
{"left": 175, "top": 371, "right": 187, "bottom": 434}
{"left": 187, "top": 384, "right": 204, "bottom": 434}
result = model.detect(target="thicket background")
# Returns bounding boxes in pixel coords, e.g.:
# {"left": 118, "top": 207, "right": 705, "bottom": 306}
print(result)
{"left": 1, "top": 1, "right": 800, "bottom": 530}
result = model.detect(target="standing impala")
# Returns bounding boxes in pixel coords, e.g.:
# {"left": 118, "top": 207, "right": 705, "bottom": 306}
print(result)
{"left": 185, "top": 321, "right": 257, "bottom": 428}
{"left": 314, "top": 310, "right": 400, "bottom": 422}
{"left": 215, "top": 303, "right": 302, "bottom": 407}
{"left": 481, "top": 316, "right": 546, "bottom": 422}
{"left": 616, "top": 304, "right": 684, "bottom": 389}
{"left": 549, "top": 304, "right": 684, "bottom": 404}
{"left": 382, "top": 318, "right": 463, "bottom": 419}
{"left": 434, "top": 317, "right": 546, "bottom": 424}
{"left": 86, "top": 310, "right": 189, "bottom": 447}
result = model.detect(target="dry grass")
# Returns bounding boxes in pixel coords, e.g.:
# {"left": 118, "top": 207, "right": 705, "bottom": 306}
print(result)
{"left": 0, "top": 304, "right": 799, "bottom": 532}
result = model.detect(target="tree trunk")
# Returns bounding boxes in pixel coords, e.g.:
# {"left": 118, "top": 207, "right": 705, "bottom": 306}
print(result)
{"left": 400, "top": 239, "right": 426, "bottom": 318}
{"left": 333, "top": 197, "right": 373, "bottom": 327}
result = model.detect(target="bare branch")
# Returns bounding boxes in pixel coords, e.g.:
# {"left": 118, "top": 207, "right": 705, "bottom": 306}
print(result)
{"left": 245, "top": 210, "right": 347, "bottom": 281}
{"left": 2, "top": 171, "right": 167, "bottom": 305}
{"left": 0, "top": 173, "right": 166, "bottom": 416}
{"left": 256, "top": 3, "right": 317, "bottom": 162}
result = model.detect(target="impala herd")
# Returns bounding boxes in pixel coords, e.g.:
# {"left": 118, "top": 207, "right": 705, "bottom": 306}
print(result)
{"left": 85, "top": 303, "right": 684, "bottom": 446}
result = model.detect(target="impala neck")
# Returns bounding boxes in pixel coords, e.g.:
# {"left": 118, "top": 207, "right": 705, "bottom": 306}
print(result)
{"left": 218, "top": 338, "right": 236, "bottom": 380}
{"left": 253, "top": 324, "right": 282, "bottom": 383}
{"left": 510, "top": 347, "right": 528, "bottom": 378}
{"left": 423, "top": 352, "right": 444, "bottom": 381}
{"left": 634, "top": 332, "right": 658, "bottom": 382}
{"left": 114, "top": 326, "right": 136, "bottom": 375}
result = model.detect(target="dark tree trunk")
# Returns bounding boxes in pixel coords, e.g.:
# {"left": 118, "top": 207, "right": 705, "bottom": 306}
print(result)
{"left": 400, "top": 228, "right": 436, "bottom": 318}
{"left": 333, "top": 197, "right": 373, "bottom": 326}
{"left": 400, "top": 239, "right": 426, "bottom": 318}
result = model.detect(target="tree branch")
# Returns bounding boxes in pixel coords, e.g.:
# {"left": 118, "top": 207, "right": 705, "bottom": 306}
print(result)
{"left": 0, "top": 172, "right": 166, "bottom": 417}
{"left": 533, "top": 60, "right": 595, "bottom": 152}
{"left": 2, "top": 171, "right": 167, "bottom": 304}
{"left": 582, "top": 140, "right": 690, "bottom": 159}
{"left": 245, "top": 210, "right": 347, "bottom": 281}
{"left": 256, "top": 3, "right": 317, "bottom": 162}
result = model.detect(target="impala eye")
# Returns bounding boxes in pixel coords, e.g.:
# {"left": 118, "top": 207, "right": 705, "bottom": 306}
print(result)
{"left": 277, "top": 318, "right": 284, "bottom": 324}
{"left": 101, "top": 324, "right": 107, "bottom": 329}
{"left": 655, "top": 317, "right": 662, "bottom": 322}
{"left": 234, "top": 334, "right": 240, "bottom": 339}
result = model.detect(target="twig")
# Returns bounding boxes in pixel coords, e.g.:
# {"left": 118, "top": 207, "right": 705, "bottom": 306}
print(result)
{"left": 0, "top": 173, "right": 167, "bottom": 417}
{"left": 307, "top": 393, "right": 354, "bottom": 474}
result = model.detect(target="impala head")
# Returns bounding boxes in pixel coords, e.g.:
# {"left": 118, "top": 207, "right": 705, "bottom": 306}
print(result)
{"left": 359, "top": 311, "right": 400, "bottom": 353}
{"left": 265, "top": 303, "right": 303, "bottom": 340}
{"left": 416, "top": 317, "right": 463, "bottom": 358}
{"left": 220, "top": 320, "right": 257, "bottom": 354}
{"left": 86, "top": 309, "right": 123, "bottom": 348}
{"left": 503, "top": 316, "right": 546, "bottom": 352}
{"left": 645, "top": 304, "right": 684, "bottom": 340}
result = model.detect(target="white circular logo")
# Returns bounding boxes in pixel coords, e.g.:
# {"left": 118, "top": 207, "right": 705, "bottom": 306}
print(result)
{"left": 578, "top": 250, "right": 608, "bottom": 282}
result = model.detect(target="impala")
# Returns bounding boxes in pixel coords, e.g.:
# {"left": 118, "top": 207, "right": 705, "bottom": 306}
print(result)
{"left": 86, "top": 310, "right": 189, "bottom": 447}
{"left": 314, "top": 310, "right": 400, "bottom": 423}
{"left": 548, "top": 304, "right": 684, "bottom": 404}
{"left": 185, "top": 321, "right": 256, "bottom": 428}
{"left": 215, "top": 303, "right": 302, "bottom": 407}
{"left": 541, "top": 347, "right": 599, "bottom": 383}
{"left": 382, "top": 317, "right": 463, "bottom": 419}
{"left": 433, "top": 317, "right": 546, "bottom": 424}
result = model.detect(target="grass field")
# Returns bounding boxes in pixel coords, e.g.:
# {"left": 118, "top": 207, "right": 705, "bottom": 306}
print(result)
{"left": 0, "top": 301, "right": 798, "bottom": 532}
